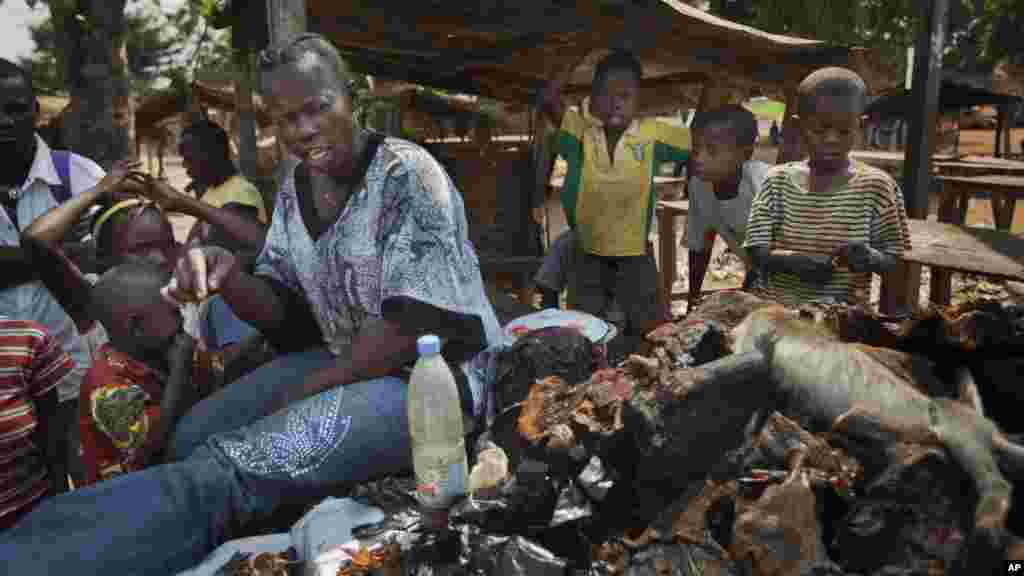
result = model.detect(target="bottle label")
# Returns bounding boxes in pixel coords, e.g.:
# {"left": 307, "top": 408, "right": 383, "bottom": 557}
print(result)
{"left": 414, "top": 457, "right": 467, "bottom": 508}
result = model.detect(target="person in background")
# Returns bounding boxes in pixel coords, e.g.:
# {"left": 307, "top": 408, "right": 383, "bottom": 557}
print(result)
{"left": 539, "top": 50, "right": 689, "bottom": 358}
{"left": 0, "top": 315, "right": 74, "bottom": 530}
{"left": 0, "top": 57, "right": 134, "bottom": 489}
{"left": 685, "top": 105, "right": 770, "bottom": 313}
{"left": 744, "top": 67, "right": 911, "bottom": 308}
{"left": 133, "top": 118, "right": 267, "bottom": 359}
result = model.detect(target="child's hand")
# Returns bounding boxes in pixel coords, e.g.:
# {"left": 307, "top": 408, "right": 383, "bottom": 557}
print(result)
{"left": 787, "top": 253, "right": 834, "bottom": 283}
{"left": 165, "top": 330, "right": 195, "bottom": 370}
{"left": 835, "top": 243, "right": 885, "bottom": 273}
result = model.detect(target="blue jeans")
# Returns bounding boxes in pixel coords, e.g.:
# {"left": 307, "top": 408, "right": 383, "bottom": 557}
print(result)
{"left": 201, "top": 295, "right": 261, "bottom": 349}
{"left": 0, "top": 348, "right": 411, "bottom": 575}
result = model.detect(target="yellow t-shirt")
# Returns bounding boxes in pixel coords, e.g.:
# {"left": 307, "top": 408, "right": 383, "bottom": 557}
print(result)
{"left": 558, "top": 98, "right": 690, "bottom": 256}
{"left": 203, "top": 175, "right": 268, "bottom": 224}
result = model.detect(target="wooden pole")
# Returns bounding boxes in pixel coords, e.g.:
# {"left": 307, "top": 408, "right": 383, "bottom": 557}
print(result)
{"left": 235, "top": 49, "right": 259, "bottom": 180}
{"left": 777, "top": 85, "right": 802, "bottom": 164}
{"left": 880, "top": 0, "right": 949, "bottom": 315}
{"left": 995, "top": 103, "right": 1005, "bottom": 158}
{"left": 266, "top": 0, "right": 307, "bottom": 46}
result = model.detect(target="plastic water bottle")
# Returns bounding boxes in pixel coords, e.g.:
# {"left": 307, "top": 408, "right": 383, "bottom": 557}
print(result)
{"left": 408, "top": 334, "right": 467, "bottom": 530}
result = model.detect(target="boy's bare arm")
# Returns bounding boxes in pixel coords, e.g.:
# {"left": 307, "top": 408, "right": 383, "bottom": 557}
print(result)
{"left": 687, "top": 248, "right": 713, "bottom": 311}
{"left": 147, "top": 332, "right": 198, "bottom": 465}
{"left": 31, "top": 388, "right": 68, "bottom": 495}
{"left": 750, "top": 247, "right": 834, "bottom": 283}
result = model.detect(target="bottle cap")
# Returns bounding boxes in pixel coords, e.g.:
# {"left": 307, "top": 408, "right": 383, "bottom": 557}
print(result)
{"left": 417, "top": 334, "right": 442, "bottom": 357}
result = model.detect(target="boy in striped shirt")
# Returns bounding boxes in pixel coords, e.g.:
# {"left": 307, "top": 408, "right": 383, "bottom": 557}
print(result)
{"left": 0, "top": 316, "right": 74, "bottom": 530}
{"left": 744, "top": 67, "right": 910, "bottom": 307}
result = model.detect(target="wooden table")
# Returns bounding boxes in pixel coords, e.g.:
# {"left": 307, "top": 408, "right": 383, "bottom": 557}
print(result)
{"left": 935, "top": 175, "right": 1024, "bottom": 231}
{"left": 933, "top": 158, "right": 1024, "bottom": 178}
{"left": 850, "top": 150, "right": 957, "bottom": 172}
{"left": 896, "top": 219, "right": 1024, "bottom": 305}
{"left": 655, "top": 200, "right": 689, "bottom": 300}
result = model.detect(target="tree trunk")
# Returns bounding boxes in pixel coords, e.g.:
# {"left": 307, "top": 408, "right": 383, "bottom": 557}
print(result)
{"left": 56, "top": 0, "right": 132, "bottom": 169}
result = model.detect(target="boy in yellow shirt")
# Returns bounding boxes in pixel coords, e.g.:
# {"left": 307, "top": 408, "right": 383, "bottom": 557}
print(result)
{"left": 540, "top": 51, "right": 689, "bottom": 358}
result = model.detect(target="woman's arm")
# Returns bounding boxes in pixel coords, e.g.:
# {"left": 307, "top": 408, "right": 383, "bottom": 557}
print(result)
{"left": 278, "top": 298, "right": 486, "bottom": 411}
{"left": 282, "top": 318, "right": 418, "bottom": 407}
{"left": 142, "top": 179, "right": 267, "bottom": 250}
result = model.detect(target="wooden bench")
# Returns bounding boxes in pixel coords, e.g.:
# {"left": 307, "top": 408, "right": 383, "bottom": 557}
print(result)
{"left": 934, "top": 174, "right": 1024, "bottom": 231}
{"left": 882, "top": 219, "right": 1024, "bottom": 306}
{"left": 655, "top": 200, "right": 689, "bottom": 299}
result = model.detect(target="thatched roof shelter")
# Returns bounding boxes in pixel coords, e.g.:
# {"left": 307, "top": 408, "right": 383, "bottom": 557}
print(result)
{"left": 134, "top": 81, "right": 273, "bottom": 140}
{"left": 308, "top": 0, "right": 896, "bottom": 114}
{"left": 37, "top": 95, "right": 70, "bottom": 127}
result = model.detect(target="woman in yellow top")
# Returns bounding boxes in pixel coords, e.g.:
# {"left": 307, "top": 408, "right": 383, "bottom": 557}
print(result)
{"left": 136, "top": 119, "right": 270, "bottom": 356}
{"left": 139, "top": 119, "right": 268, "bottom": 255}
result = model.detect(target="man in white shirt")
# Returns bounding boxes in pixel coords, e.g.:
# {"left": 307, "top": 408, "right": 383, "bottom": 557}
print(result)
{"left": 685, "top": 105, "right": 771, "bottom": 313}
{"left": 0, "top": 58, "right": 110, "bottom": 487}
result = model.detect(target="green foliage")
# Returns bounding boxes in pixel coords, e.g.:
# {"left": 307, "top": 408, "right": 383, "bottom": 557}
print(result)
{"left": 19, "top": 0, "right": 234, "bottom": 97}
{"left": 707, "top": 0, "right": 1023, "bottom": 79}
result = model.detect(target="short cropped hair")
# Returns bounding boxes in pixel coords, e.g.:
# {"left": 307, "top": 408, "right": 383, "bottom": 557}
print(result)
{"left": 256, "top": 33, "right": 356, "bottom": 95}
{"left": 0, "top": 58, "right": 33, "bottom": 95}
{"left": 179, "top": 119, "right": 237, "bottom": 180}
{"left": 593, "top": 51, "right": 643, "bottom": 94}
{"left": 797, "top": 67, "right": 868, "bottom": 116}
{"left": 691, "top": 104, "right": 759, "bottom": 147}
{"left": 91, "top": 261, "right": 171, "bottom": 324}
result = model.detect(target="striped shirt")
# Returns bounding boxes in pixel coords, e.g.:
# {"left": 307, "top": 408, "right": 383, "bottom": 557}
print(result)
{"left": 744, "top": 159, "right": 911, "bottom": 306}
{"left": 0, "top": 317, "right": 75, "bottom": 524}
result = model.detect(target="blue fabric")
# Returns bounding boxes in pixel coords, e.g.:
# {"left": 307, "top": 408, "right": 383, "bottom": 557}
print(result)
{"left": 49, "top": 150, "right": 72, "bottom": 203}
{"left": 0, "top": 349, "right": 411, "bottom": 576}
{"left": 201, "top": 295, "right": 261, "bottom": 349}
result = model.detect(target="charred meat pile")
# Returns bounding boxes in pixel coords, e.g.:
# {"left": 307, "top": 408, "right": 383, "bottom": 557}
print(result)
{"left": 504, "top": 291, "right": 1024, "bottom": 575}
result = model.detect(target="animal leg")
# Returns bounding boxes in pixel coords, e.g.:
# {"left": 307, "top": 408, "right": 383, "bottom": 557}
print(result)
{"left": 932, "top": 399, "right": 1012, "bottom": 573}
{"left": 828, "top": 403, "right": 942, "bottom": 447}
{"left": 954, "top": 365, "right": 985, "bottom": 417}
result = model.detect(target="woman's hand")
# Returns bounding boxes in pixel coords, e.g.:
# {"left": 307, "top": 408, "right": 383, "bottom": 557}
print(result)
{"left": 162, "top": 246, "right": 239, "bottom": 305}
{"left": 94, "top": 159, "right": 146, "bottom": 201}
{"left": 137, "top": 175, "right": 193, "bottom": 213}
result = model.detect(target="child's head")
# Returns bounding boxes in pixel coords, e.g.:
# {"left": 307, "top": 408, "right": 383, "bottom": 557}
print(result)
{"left": 795, "top": 67, "right": 867, "bottom": 173}
{"left": 690, "top": 104, "right": 758, "bottom": 184}
{"left": 94, "top": 200, "right": 180, "bottom": 273}
{"left": 91, "top": 262, "right": 183, "bottom": 361}
{"left": 590, "top": 51, "right": 643, "bottom": 130}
